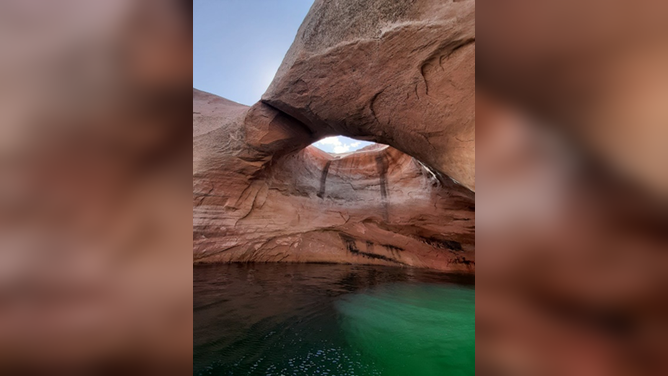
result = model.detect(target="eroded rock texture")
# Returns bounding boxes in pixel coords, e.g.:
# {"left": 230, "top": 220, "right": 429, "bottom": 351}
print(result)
{"left": 264, "top": 0, "right": 475, "bottom": 190}
{"left": 194, "top": 0, "right": 475, "bottom": 272}
{"left": 193, "top": 89, "right": 474, "bottom": 272}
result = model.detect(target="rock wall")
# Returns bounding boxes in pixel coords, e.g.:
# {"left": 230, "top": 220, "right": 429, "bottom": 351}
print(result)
{"left": 193, "top": 0, "right": 475, "bottom": 272}
{"left": 193, "top": 89, "right": 474, "bottom": 272}
{"left": 264, "top": 0, "right": 475, "bottom": 191}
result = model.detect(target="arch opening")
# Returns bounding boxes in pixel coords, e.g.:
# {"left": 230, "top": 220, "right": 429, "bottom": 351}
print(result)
{"left": 310, "top": 136, "right": 383, "bottom": 155}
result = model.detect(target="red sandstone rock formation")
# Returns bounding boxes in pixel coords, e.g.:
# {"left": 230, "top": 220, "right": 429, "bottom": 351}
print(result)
{"left": 264, "top": 0, "right": 475, "bottom": 191}
{"left": 193, "top": 89, "right": 474, "bottom": 272}
{"left": 193, "top": 0, "right": 475, "bottom": 272}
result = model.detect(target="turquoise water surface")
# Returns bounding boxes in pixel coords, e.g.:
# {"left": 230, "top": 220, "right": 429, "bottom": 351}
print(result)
{"left": 194, "top": 264, "right": 474, "bottom": 376}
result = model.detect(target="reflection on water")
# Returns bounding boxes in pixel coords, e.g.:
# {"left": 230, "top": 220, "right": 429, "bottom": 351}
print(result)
{"left": 194, "top": 263, "right": 474, "bottom": 376}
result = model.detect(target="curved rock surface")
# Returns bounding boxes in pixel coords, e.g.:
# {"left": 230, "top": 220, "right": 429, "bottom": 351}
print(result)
{"left": 263, "top": 0, "right": 475, "bottom": 190}
{"left": 193, "top": 0, "right": 475, "bottom": 272}
{"left": 193, "top": 89, "right": 475, "bottom": 272}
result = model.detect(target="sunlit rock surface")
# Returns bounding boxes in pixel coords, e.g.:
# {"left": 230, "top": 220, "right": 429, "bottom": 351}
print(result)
{"left": 193, "top": 89, "right": 474, "bottom": 272}
{"left": 193, "top": 0, "right": 475, "bottom": 272}
{"left": 264, "top": 0, "right": 475, "bottom": 191}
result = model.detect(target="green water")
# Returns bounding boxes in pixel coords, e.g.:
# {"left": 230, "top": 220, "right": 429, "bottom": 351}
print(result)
{"left": 337, "top": 284, "right": 474, "bottom": 376}
{"left": 194, "top": 264, "right": 474, "bottom": 376}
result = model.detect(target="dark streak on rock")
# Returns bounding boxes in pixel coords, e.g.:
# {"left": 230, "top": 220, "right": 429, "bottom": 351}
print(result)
{"left": 382, "top": 244, "right": 404, "bottom": 253}
{"left": 443, "top": 240, "right": 463, "bottom": 251}
{"left": 375, "top": 154, "right": 389, "bottom": 220}
{"left": 317, "top": 160, "right": 332, "bottom": 199}
{"left": 375, "top": 154, "right": 388, "bottom": 201}
{"left": 423, "top": 237, "right": 464, "bottom": 252}
{"left": 449, "top": 255, "right": 475, "bottom": 269}
{"left": 339, "top": 234, "right": 401, "bottom": 263}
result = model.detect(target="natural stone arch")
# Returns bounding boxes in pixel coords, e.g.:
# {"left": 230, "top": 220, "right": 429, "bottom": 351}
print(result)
{"left": 193, "top": 0, "right": 476, "bottom": 271}
{"left": 193, "top": 90, "right": 474, "bottom": 271}
{"left": 263, "top": 0, "right": 475, "bottom": 191}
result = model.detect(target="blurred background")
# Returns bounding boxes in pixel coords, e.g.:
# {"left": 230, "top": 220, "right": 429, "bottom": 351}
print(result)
{"left": 0, "top": 0, "right": 192, "bottom": 373}
{"left": 477, "top": 0, "right": 668, "bottom": 374}
{"left": 3, "top": 0, "right": 668, "bottom": 374}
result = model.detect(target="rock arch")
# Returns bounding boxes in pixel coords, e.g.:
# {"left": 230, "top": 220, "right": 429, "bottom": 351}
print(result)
{"left": 193, "top": 0, "right": 475, "bottom": 272}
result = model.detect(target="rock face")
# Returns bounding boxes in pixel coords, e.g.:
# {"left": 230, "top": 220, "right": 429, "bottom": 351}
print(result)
{"left": 194, "top": 89, "right": 474, "bottom": 272}
{"left": 264, "top": 0, "right": 475, "bottom": 191}
{"left": 193, "top": 0, "right": 475, "bottom": 272}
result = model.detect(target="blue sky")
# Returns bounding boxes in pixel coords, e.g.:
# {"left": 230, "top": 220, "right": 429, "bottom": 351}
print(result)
{"left": 194, "top": 0, "right": 372, "bottom": 154}
{"left": 194, "top": 0, "right": 313, "bottom": 106}
{"left": 312, "top": 137, "right": 374, "bottom": 154}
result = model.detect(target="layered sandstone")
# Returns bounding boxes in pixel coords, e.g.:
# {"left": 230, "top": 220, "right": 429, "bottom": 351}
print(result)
{"left": 193, "top": 89, "right": 474, "bottom": 272}
{"left": 264, "top": 0, "right": 475, "bottom": 191}
{"left": 193, "top": 0, "right": 475, "bottom": 272}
